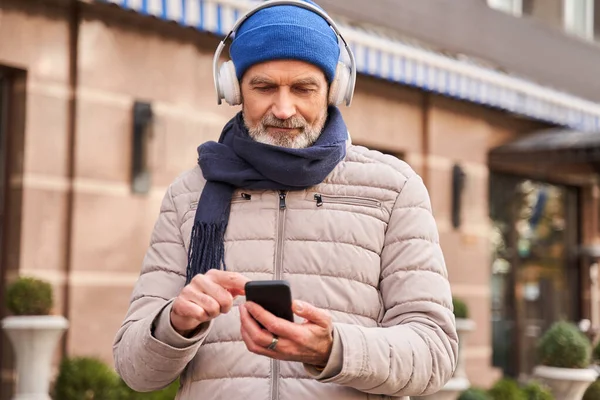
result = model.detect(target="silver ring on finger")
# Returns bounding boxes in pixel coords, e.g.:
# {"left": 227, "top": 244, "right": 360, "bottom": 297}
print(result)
{"left": 267, "top": 335, "right": 279, "bottom": 351}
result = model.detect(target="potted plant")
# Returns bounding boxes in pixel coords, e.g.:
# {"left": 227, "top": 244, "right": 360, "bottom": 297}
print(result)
{"left": 2, "top": 276, "right": 69, "bottom": 400}
{"left": 457, "top": 388, "right": 491, "bottom": 400}
{"left": 416, "top": 297, "right": 476, "bottom": 400}
{"left": 533, "top": 321, "right": 598, "bottom": 400}
{"left": 522, "top": 380, "right": 554, "bottom": 400}
{"left": 593, "top": 340, "right": 600, "bottom": 373}
{"left": 488, "top": 378, "right": 526, "bottom": 400}
{"left": 582, "top": 379, "right": 600, "bottom": 400}
{"left": 52, "top": 356, "right": 123, "bottom": 400}
{"left": 52, "top": 355, "right": 181, "bottom": 400}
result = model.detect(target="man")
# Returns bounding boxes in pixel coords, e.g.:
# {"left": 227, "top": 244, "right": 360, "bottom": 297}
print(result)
{"left": 113, "top": 1, "right": 458, "bottom": 399}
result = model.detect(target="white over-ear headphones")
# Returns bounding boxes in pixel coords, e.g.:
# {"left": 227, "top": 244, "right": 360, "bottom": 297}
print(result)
{"left": 212, "top": 0, "right": 357, "bottom": 107}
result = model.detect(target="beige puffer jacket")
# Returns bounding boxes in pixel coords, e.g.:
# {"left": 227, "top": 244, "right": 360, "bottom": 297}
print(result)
{"left": 113, "top": 143, "right": 458, "bottom": 400}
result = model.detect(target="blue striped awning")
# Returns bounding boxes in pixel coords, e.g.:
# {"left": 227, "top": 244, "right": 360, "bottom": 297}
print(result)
{"left": 96, "top": 0, "right": 600, "bottom": 133}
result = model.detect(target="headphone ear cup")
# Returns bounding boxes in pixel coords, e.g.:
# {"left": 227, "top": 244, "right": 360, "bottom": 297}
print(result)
{"left": 328, "top": 62, "right": 351, "bottom": 106}
{"left": 219, "top": 61, "right": 242, "bottom": 106}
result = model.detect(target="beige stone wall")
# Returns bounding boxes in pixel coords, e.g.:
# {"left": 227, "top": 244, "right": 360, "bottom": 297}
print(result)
{"left": 0, "top": 0, "right": 558, "bottom": 394}
{"left": 426, "top": 97, "right": 498, "bottom": 387}
{"left": 0, "top": 1, "right": 71, "bottom": 396}
{"left": 340, "top": 77, "right": 424, "bottom": 173}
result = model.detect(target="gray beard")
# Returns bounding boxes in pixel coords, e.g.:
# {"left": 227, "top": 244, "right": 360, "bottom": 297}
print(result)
{"left": 244, "top": 111, "right": 327, "bottom": 149}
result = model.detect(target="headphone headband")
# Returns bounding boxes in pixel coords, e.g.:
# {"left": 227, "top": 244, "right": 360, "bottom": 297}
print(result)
{"left": 212, "top": 0, "right": 356, "bottom": 106}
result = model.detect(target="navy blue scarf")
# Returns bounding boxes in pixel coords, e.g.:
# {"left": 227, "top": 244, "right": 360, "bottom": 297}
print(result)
{"left": 186, "top": 106, "right": 348, "bottom": 284}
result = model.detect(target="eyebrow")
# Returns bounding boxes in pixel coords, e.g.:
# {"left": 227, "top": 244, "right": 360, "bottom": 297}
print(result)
{"left": 249, "top": 77, "right": 276, "bottom": 86}
{"left": 248, "top": 76, "right": 322, "bottom": 87}
{"left": 292, "top": 77, "right": 322, "bottom": 87}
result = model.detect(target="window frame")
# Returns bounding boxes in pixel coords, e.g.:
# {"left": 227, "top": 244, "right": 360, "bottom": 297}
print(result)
{"left": 564, "top": 0, "right": 595, "bottom": 39}
{"left": 488, "top": 0, "right": 524, "bottom": 16}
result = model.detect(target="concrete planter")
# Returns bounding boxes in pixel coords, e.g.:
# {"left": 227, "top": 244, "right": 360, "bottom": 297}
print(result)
{"left": 414, "top": 319, "right": 476, "bottom": 400}
{"left": 533, "top": 365, "right": 598, "bottom": 400}
{"left": 2, "top": 315, "right": 69, "bottom": 400}
{"left": 454, "top": 318, "right": 476, "bottom": 380}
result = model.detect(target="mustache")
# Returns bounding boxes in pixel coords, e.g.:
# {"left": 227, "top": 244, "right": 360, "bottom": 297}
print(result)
{"left": 261, "top": 114, "right": 306, "bottom": 129}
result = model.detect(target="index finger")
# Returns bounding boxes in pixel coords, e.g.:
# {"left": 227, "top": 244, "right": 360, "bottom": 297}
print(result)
{"left": 245, "top": 301, "right": 304, "bottom": 339}
{"left": 206, "top": 270, "right": 250, "bottom": 296}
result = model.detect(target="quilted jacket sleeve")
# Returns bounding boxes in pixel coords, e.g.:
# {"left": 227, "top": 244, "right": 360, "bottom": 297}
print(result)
{"left": 310, "top": 173, "right": 458, "bottom": 396}
{"left": 113, "top": 185, "right": 211, "bottom": 392}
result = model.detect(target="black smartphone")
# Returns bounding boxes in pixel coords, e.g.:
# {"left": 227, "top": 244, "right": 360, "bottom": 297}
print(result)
{"left": 244, "top": 280, "right": 294, "bottom": 324}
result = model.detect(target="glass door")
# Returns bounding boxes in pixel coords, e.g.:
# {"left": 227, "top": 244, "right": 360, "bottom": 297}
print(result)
{"left": 490, "top": 173, "right": 580, "bottom": 378}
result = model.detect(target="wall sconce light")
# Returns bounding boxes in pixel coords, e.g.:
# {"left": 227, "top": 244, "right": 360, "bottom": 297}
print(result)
{"left": 451, "top": 163, "right": 466, "bottom": 229}
{"left": 131, "top": 101, "right": 153, "bottom": 195}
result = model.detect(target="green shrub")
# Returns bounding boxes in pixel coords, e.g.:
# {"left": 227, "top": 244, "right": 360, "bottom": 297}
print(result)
{"left": 593, "top": 340, "right": 600, "bottom": 364}
{"left": 488, "top": 378, "right": 527, "bottom": 400}
{"left": 53, "top": 357, "right": 122, "bottom": 400}
{"left": 583, "top": 379, "right": 600, "bottom": 400}
{"left": 537, "top": 321, "right": 592, "bottom": 368}
{"left": 53, "top": 356, "right": 180, "bottom": 400}
{"left": 453, "top": 297, "right": 469, "bottom": 319}
{"left": 118, "top": 379, "right": 180, "bottom": 399}
{"left": 458, "top": 387, "right": 491, "bottom": 400}
{"left": 523, "top": 381, "right": 554, "bottom": 400}
{"left": 6, "top": 276, "right": 53, "bottom": 316}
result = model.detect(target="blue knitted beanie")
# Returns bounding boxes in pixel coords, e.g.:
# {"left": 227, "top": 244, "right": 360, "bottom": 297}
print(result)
{"left": 229, "top": 0, "right": 340, "bottom": 83}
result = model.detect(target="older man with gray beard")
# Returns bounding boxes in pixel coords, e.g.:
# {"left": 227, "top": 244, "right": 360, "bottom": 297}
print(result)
{"left": 113, "top": 1, "right": 458, "bottom": 399}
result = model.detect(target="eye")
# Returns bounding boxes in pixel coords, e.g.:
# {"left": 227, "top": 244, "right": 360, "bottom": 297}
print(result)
{"left": 255, "top": 86, "right": 275, "bottom": 93}
{"left": 294, "top": 87, "right": 315, "bottom": 94}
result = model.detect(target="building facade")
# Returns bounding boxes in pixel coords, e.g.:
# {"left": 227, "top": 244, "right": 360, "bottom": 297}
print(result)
{"left": 1, "top": 0, "right": 600, "bottom": 397}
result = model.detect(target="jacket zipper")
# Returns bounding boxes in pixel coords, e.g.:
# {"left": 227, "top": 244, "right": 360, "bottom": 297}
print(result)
{"left": 189, "top": 193, "right": 251, "bottom": 210}
{"left": 232, "top": 192, "right": 252, "bottom": 203}
{"left": 313, "top": 193, "right": 381, "bottom": 208}
{"left": 272, "top": 190, "right": 287, "bottom": 400}
{"left": 276, "top": 191, "right": 287, "bottom": 282}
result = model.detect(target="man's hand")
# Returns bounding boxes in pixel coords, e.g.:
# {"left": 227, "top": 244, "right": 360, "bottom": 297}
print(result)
{"left": 239, "top": 300, "right": 333, "bottom": 367}
{"left": 171, "top": 269, "right": 249, "bottom": 337}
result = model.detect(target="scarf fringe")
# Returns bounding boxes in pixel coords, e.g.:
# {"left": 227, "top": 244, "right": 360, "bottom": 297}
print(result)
{"left": 185, "top": 220, "right": 227, "bottom": 284}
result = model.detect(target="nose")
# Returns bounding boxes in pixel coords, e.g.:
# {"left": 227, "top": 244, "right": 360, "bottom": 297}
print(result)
{"left": 271, "top": 88, "right": 296, "bottom": 120}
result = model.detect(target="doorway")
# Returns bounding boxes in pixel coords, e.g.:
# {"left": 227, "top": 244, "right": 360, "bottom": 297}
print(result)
{"left": 0, "top": 67, "right": 26, "bottom": 399}
{"left": 490, "top": 172, "right": 580, "bottom": 379}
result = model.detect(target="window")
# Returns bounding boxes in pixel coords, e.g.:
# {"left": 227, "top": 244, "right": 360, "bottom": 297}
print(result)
{"left": 488, "top": 0, "right": 523, "bottom": 16}
{"left": 522, "top": 0, "right": 565, "bottom": 29}
{"left": 489, "top": 0, "right": 599, "bottom": 40}
{"left": 564, "top": 0, "right": 595, "bottom": 39}
{"left": 594, "top": 0, "right": 600, "bottom": 39}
